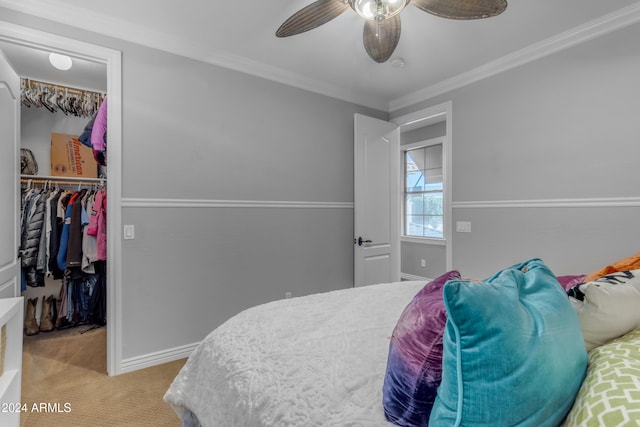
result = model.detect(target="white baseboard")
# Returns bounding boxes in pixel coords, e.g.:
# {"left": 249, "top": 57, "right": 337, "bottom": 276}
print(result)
{"left": 401, "top": 273, "right": 431, "bottom": 282}
{"left": 119, "top": 341, "right": 199, "bottom": 374}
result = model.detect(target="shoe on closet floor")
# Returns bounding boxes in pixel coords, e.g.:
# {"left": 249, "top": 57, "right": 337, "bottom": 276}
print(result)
{"left": 24, "top": 297, "right": 39, "bottom": 336}
{"left": 39, "top": 295, "right": 55, "bottom": 332}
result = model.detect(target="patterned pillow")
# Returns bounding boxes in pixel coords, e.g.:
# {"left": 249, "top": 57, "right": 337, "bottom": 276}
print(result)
{"left": 562, "top": 327, "right": 640, "bottom": 426}
{"left": 569, "top": 269, "right": 640, "bottom": 351}
{"left": 583, "top": 252, "right": 640, "bottom": 282}
{"left": 382, "top": 270, "right": 461, "bottom": 426}
{"left": 430, "top": 259, "right": 588, "bottom": 427}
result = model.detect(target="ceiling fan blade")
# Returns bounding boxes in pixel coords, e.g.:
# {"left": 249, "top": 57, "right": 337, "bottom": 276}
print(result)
{"left": 363, "top": 15, "right": 401, "bottom": 63}
{"left": 411, "top": 0, "right": 507, "bottom": 19}
{"left": 276, "top": 0, "right": 350, "bottom": 37}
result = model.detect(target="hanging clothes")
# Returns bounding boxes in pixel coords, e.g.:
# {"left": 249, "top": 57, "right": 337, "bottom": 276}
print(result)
{"left": 21, "top": 180, "right": 107, "bottom": 330}
{"left": 47, "top": 189, "right": 65, "bottom": 279}
{"left": 67, "top": 188, "right": 88, "bottom": 268}
{"left": 78, "top": 113, "right": 97, "bottom": 148}
{"left": 82, "top": 192, "right": 98, "bottom": 274}
{"left": 56, "top": 192, "right": 77, "bottom": 272}
{"left": 91, "top": 96, "right": 107, "bottom": 166}
{"left": 20, "top": 189, "right": 47, "bottom": 288}
{"left": 90, "top": 260, "right": 107, "bottom": 326}
{"left": 87, "top": 188, "right": 107, "bottom": 261}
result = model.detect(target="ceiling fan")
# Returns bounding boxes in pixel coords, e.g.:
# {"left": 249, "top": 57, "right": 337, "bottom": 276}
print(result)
{"left": 276, "top": 0, "right": 507, "bottom": 63}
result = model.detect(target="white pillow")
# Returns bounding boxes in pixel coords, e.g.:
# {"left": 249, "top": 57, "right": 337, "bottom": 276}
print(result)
{"left": 569, "top": 269, "right": 640, "bottom": 351}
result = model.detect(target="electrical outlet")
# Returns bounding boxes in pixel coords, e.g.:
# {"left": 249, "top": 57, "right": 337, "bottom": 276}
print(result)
{"left": 285, "top": 291, "right": 292, "bottom": 299}
{"left": 123, "top": 224, "right": 135, "bottom": 239}
{"left": 456, "top": 221, "right": 472, "bottom": 233}
{"left": 420, "top": 259, "right": 426, "bottom": 268}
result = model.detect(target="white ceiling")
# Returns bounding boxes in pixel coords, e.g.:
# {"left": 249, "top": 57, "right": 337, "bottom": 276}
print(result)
{"left": 1, "top": 0, "right": 640, "bottom": 111}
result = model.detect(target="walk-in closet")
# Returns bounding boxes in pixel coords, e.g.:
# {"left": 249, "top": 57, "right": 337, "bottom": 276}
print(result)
{"left": 2, "top": 41, "right": 109, "bottom": 367}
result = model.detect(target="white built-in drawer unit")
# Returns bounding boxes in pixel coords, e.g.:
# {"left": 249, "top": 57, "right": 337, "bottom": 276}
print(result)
{"left": 0, "top": 297, "right": 23, "bottom": 427}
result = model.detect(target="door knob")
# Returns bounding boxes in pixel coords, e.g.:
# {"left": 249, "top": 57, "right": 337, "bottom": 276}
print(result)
{"left": 355, "top": 236, "right": 372, "bottom": 246}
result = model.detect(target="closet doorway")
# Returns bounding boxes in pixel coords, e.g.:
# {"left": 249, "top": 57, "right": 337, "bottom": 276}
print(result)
{"left": 0, "top": 22, "right": 123, "bottom": 375}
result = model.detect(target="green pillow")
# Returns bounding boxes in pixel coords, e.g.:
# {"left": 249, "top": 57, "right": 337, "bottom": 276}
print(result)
{"left": 430, "top": 258, "right": 588, "bottom": 426}
{"left": 562, "top": 327, "right": 640, "bottom": 427}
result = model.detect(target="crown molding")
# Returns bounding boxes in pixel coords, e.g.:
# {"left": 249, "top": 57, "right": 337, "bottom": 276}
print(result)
{"left": 2, "top": 0, "right": 640, "bottom": 112}
{"left": 389, "top": 2, "right": 640, "bottom": 112}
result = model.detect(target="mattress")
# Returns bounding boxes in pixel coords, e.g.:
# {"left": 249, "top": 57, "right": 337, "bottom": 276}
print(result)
{"left": 164, "top": 280, "right": 426, "bottom": 427}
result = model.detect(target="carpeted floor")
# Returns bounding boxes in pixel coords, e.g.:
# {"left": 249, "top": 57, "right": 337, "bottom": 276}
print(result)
{"left": 21, "top": 326, "right": 186, "bottom": 427}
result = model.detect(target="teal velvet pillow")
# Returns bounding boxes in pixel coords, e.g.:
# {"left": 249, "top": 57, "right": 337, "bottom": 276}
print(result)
{"left": 429, "top": 258, "right": 588, "bottom": 427}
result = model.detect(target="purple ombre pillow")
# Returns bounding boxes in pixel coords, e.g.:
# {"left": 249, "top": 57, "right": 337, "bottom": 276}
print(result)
{"left": 557, "top": 275, "right": 586, "bottom": 291}
{"left": 382, "top": 270, "right": 461, "bottom": 427}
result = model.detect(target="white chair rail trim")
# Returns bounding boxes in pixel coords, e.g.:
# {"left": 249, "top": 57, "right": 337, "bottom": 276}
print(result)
{"left": 121, "top": 198, "right": 354, "bottom": 209}
{"left": 453, "top": 196, "right": 640, "bottom": 209}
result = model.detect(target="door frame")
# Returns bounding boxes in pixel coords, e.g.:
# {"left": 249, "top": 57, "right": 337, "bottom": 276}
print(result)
{"left": 0, "top": 21, "right": 123, "bottom": 375}
{"left": 391, "top": 101, "right": 453, "bottom": 272}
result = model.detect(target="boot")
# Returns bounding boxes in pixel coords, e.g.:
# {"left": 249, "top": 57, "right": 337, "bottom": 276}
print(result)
{"left": 39, "top": 295, "right": 55, "bottom": 332}
{"left": 24, "top": 297, "right": 39, "bottom": 336}
{"left": 50, "top": 295, "right": 58, "bottom": 327}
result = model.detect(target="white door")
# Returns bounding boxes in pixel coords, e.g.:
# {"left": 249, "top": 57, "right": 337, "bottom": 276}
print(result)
{"left": 0, "top": 48, "right": 20, "bottom": 299}
{"left": 354, "top": 113, "right": 400, "bottom": 286}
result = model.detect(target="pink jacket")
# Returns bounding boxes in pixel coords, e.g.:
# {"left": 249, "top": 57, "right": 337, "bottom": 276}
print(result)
{"left": 91, "top": 96, "right": 108, "bottom": 152}
{"left": 87, "top": 189, "right": 107, "bottom": 261}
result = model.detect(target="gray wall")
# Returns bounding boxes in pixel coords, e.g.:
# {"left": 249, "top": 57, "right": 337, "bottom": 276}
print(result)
{"left": 401, "top": 241, "right": 446, "bottom": 279}
{"left": 393, "top": 21, "right": 640, "bottom": 279}
{"left": 119, "top": 44, "right": 385, "bottom": 359}
{"left": 1, "top": 8, "right": 386, "bottom": 362}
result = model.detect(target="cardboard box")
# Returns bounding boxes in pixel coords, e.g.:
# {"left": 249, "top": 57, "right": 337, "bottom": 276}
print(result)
{"left": 51, "top": 133, "right": 98, "bottom": 178}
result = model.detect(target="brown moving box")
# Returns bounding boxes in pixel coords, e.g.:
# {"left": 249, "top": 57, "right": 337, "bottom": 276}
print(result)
{"left": 50, "top": 133, "right": 98, "bottom": 178}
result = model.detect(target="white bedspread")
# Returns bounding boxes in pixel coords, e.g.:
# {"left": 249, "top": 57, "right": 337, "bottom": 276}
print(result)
{"left": 164, "top": 280, "right": 426, "bottom": 427}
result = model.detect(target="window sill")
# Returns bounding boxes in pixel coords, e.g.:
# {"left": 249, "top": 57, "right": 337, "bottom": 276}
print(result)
{"left": 401, "top": 236, "right": 446, "bottom": 246}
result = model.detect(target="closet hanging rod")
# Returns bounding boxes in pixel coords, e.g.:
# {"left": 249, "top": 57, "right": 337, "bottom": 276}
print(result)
{"left": 21, "top": 78, "right": 106, "bottom": 97}
{"left": 20, "top": 179, "right": 106, "bottom": 189}
{"left": 20, "top": 174, "right": 106, "bottom": 187}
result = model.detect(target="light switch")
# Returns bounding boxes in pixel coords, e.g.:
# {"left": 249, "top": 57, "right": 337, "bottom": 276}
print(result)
{"left": 123, "top": 224, "right": 135, "bottom": 240}
{"left": 456, "top": 221, "right": 471, "bottom": 233}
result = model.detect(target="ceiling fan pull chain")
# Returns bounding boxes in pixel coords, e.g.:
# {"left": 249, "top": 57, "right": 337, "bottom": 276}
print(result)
{"left": 375, "top": 0, "right": 382, "bottom": 37}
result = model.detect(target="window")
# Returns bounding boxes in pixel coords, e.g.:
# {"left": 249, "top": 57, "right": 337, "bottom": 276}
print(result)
{"left": 403, "top": 141, "right": 443, "bottom": 239}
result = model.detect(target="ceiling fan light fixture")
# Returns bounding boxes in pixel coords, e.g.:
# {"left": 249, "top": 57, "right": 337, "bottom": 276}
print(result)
{"left": 350, "top": 0, "right": 408, "bottom": 20}
{"left": 49, "top": 52, "right": 73, "bottom": 71}
{"left": 276, "top": 0, "right": 507, "bottom": 63}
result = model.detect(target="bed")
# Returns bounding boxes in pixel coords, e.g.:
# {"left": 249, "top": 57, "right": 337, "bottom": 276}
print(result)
{"left": 164, "top": 255, "right": 640, "bottom": 427}
{"left": 164, "top": 279, "right": 425, "bottom": 426}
